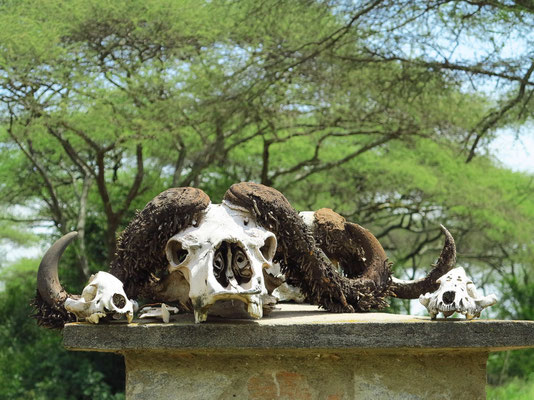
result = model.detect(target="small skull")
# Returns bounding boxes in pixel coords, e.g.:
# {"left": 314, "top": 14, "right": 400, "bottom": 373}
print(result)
{"left": 164, "top": 202, "right": 277, "bottom": 323}
{"left": 419, "top": 267, "right": 497, "bottom": 320}
{"left": 64, "top": 271, "right": 135, "bottom": 323}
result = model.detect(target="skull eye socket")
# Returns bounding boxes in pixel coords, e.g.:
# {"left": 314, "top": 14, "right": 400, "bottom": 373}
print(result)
{"left": 176, "top": 250, "right": 188, "bottom": 264}
{"left": 260, "top": 235, "right": 277, "bottom": 262}
{"left": 112, "top": 293, "right": 127, "bottom": 309}
{"left": 167, "top": 240, "right": 189, "bottom": 266}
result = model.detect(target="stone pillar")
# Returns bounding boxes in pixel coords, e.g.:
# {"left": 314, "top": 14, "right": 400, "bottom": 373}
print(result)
{"left": 63, "top": 304, "right": 534, "bottom": 400}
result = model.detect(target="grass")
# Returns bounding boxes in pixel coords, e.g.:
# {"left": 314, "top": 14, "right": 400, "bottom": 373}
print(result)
{"left": 487, "top": 376, "right": 534, "bottom": 400}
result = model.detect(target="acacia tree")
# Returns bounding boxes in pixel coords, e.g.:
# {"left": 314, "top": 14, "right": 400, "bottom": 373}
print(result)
{"left": 0, "top": 0, "right": 533, "bottom": 298}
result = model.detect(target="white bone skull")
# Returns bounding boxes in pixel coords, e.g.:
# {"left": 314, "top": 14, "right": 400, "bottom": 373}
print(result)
{"left": 419, "top": 267, "right": 497, "bottom": 320}
{"left": 64, "top": 271, "right": 135, "bottom": 324}
{"left": 265, "top": 262, "right": 306, "bottom": 303}
{"left": 165, "top": 201, "right": 277, "bottom": 323}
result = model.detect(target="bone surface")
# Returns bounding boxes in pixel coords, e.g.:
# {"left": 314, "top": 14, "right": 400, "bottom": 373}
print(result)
{"left": 139, "top": 303, "right": 179, "bottom": 323}
{"left": 419, "top": 267, "right": 498, "bottom": 319}
{"left": 64, "top": 271, "right": 135, "bottom": 323}
{"left": 265, "top": 262, "right": 306, "bottom": 303}
{"left": 165, "top": 202, "right": 277, "bottom": 323}
{"left": 33, "top": 183, "right": 461, "bottom": 329}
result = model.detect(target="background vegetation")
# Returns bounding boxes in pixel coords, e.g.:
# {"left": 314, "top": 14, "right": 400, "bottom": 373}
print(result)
{"left": 1, "top": 1, "right": 533, "bottom": 398}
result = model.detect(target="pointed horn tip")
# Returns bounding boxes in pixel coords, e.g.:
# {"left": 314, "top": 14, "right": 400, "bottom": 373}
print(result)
{"left": 436, "top": 224, "right": 456, "bottom": 268}
{"left": 65, "top": 231, "right": 79, "bottom": 239}
{"left": 439, "top": 224, "right": 455, "bottom": 243}
{"left": 37, "top": 231, "right": 79, "bottom": 307}
{"left": 439, "top": 224, "right": 450, "bottom": 236}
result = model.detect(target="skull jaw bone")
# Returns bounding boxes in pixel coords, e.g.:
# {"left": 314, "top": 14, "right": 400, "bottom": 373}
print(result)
{"left": 192, "top": 292, "right": 264, "bottom": 323}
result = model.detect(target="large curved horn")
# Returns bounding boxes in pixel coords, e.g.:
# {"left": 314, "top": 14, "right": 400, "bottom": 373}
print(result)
{"left": 390, "top": 225, "right": 456, "bottom": 299}
{"left": 311, "top": 208, "right": 390, "bottom": 280}
{"left": 33, "top": 232, "right": 78, "bottom": 329}
{"left": 224, "top": 182, "right": 391, "bottom": 312}
{"left": 110, "top": 187, "right": 211, "bottom": 300}
{"left": 37, "top": 231, "right": 78, "bottom": 307}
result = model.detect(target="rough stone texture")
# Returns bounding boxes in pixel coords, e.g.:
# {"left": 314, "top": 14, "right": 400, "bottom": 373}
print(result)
{"left": 124, "top": 350, "right": 488, "bottom": 400}
{"left": 64, "top": 304, "right": 534, "bottom": 352}
{"left": 63, "top": 304, "right": 534, "bottom": 400}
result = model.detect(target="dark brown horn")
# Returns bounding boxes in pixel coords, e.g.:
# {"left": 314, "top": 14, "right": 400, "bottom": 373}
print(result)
{"left": 312, "top": 208, "right": 390, "bottom": 280}
{"left": 37, "top": 231, "right": 78, "bottom": 307}
{"left": 224, "top": 182, "right": 392, "bottom": 313}
{"left": 390, "top": 225, "right": 456, "bottom": 299}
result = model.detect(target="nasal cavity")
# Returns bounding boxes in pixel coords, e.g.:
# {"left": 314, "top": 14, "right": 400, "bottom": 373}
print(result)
{"left": 213, "top": 242, "right": 252, "bottom": 287}
{"left": 442, "top": 291, "right": 456, "bottom": 305}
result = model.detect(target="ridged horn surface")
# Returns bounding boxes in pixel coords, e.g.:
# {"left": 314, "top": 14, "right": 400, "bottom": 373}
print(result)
{"left": 390, "top": 225, "right": 456, "bottom": 299}
{"left": 37, "top": 231, "right": 78, "bottom": 307}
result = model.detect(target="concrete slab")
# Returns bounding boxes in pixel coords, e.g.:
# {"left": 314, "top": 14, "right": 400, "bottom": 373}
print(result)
{"left": 63, "top": 303, "right": 534, "bottom": 353}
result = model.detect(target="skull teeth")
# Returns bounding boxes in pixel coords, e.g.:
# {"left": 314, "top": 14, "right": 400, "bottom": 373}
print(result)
{"left": 247, "top": 301, "right": 263, "bottom": 319}
{"left": 194, "top": 309, "right": 208, "bottom": 323}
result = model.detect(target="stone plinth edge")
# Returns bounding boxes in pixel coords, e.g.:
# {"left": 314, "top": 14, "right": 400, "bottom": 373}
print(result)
{"left": 63, "top": 304, "right": 534, "bottom": 353}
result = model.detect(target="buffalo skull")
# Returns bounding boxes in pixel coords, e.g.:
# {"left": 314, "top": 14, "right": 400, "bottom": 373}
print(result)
{"left": 34, "top": 183, "right": 457, "bottom": 328}
{"left": 163, "top": 202, "right": 276, "bottom": 322}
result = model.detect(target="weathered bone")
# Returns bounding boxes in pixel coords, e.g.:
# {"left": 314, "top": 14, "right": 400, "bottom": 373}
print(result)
{"left": 34, "top": 182, "right": 461, "bottom": 328}
{"left": 265, "top": 262, "right": 306, "bottom": 303}
{"left": 139, "top": 303, "right": 179, "bottom": 323}
{"left": 419, "top": 267, "right": 498, "bottom": 320}
{"left": 164, "top": 202, "right": 277, "bottom": 323}
{"left": 34, "top": 232, "right": 136, "bottom": 327}
{"left": 64, "top": 271, "right": 135, "bottom": 324}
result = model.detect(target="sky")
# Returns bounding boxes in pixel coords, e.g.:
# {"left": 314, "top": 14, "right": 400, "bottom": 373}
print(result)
{"left": 489, "top": 130, "right": 534, "bottom": 173}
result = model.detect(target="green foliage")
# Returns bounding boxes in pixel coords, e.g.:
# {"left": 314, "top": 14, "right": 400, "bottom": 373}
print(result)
{"left": 0, "top": 221, "right": 38, "bottom": 247}
{"left": 0, "top": 259, "right": 124, "bottom": 399}
{"left": 487, "top": 374, "right": 534, "bottom": 400}
{"left": 488, "top": 271, "right": 534, "bottom": 385}
{"left": 488, "top": 350, "right": 534, "bottom": 388}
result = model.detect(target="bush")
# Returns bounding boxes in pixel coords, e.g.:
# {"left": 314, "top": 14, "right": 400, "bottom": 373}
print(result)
{"left": 487, "top": 375, "right": 534, "bottom": 400}
{"left": 0, "top": 259, "right": 124, "bottom": 400}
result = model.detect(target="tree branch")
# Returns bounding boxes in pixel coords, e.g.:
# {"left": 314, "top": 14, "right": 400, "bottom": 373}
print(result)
{"left": 466, "top": 59, "right": 534, "bottom": 162}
